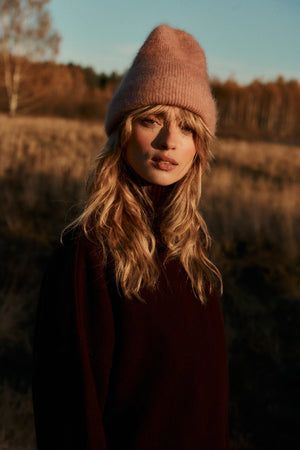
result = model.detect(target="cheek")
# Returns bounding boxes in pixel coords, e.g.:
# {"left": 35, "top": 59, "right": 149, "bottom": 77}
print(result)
{"left": 185, "top": 143, "right": 197, "bottom": 164}
{"left": 125, "top": 130, "right": 151, "bottom": 165}
{"left": 124, "top": 141, "right": 145, "bottom": 175}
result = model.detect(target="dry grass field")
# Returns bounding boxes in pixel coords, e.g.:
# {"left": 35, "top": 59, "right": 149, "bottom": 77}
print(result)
{"left": 0, "top": 114, "right": 299, "bottom": 449}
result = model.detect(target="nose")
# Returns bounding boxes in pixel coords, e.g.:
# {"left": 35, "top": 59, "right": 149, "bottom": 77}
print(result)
{"left": 155, "top": 123, "right": 178, "bottom": 150}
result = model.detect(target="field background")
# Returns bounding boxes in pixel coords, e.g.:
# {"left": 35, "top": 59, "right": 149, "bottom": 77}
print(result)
{"left": 0, "top": 113, "right": 299, "bottom": 449}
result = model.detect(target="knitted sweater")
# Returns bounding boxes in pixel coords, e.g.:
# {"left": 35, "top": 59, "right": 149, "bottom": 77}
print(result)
{"left": 33, "top": 233, "right": 229, "bottom": 450}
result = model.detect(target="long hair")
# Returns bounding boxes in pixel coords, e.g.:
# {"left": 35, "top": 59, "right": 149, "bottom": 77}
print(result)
{"left": 65, "top": 104, "right": 222, "bottom": 303}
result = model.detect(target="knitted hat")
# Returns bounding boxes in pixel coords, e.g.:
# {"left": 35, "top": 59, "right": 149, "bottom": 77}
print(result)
{"left": 105, "top": 24, "right": 217, "bottom": 135}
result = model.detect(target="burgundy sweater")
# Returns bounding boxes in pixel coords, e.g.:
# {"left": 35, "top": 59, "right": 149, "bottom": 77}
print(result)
{"left": 32, "top": 233, "right": 229, "bottom": 450}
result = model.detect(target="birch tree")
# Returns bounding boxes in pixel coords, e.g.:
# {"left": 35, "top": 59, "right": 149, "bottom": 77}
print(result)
{"left": 0, "top": 0, "right": 60, "bottom": 116}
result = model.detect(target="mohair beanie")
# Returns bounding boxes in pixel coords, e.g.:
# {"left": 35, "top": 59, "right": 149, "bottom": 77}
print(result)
{"left": 105, "top": 24, "right": 217, "bottom": 136}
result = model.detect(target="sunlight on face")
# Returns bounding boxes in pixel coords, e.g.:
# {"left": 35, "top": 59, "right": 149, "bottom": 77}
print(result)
{"left": 125, "top": 107, "right": 197, "bottom": 186}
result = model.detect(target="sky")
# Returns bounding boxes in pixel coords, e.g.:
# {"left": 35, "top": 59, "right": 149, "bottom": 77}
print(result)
{"left": 48, "top": 0, "right": 300, "bottom": 85}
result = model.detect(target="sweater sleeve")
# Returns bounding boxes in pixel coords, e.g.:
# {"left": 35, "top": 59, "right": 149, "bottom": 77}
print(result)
{"left": 32, "top": 236, "right": 115, "bottom": 450}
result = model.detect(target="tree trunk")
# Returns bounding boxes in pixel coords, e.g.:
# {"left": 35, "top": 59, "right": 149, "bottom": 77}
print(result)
{"left": 9, "top": 92, "right": 19, "bottom": 117}
{"left": 4, "top": 59, "right": 21, "bottom": 116}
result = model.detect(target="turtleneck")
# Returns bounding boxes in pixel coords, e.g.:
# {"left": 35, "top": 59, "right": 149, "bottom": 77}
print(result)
{"left": 146, "top": 183, "right": 176, "bottom": 208}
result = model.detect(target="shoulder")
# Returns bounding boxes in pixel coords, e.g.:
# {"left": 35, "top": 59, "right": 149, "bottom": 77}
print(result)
{"left": 42, "top": 226, "right": 114, "bottom": 319}
{"left": 42, "top": 229, "right": 106, "bottom": 300}
{"left": 55, "top": 228, "right": 103, "bottom": 268}
{"left": 59, "top": 229, "right": 113, "bottom": 304}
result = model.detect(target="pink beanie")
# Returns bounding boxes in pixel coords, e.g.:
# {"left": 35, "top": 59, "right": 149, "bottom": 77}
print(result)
{"left": 105, "top": 24, "right": 217, "bottom": 135}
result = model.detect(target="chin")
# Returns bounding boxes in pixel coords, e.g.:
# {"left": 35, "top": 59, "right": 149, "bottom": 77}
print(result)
{"left": 154, "top": 180, "right": 176, "bottom": 186}
{"left": 145, "top": 175, "right": 177, "bottom": 186}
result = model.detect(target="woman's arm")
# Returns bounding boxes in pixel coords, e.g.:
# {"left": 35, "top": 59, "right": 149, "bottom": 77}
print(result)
{"left": 32, "top": 236, "right": 115, "bottom": 449}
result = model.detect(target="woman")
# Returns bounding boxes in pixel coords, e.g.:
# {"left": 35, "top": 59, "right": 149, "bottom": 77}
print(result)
{"left": 33, "top": 24, "right": 229, "bottom": 449}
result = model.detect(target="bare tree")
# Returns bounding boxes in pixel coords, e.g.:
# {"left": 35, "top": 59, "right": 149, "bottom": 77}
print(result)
{"left": 0, "top": 0, "right": 61, "bottom": 116}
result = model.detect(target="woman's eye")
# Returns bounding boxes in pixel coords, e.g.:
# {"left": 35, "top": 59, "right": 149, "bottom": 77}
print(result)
{"left": 181, "top": 125, "right": 194, "bottom": 134}
{"left": 144, "top": 117, "right": 157, "bottom": 124}
{"left": 140, "top": 117, "right": 160, "bottom": 127}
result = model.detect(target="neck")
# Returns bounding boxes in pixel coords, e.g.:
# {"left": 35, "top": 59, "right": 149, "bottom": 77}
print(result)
{"left": 146, "top": 183, "right": 175, "bottom": 209}
{"left": 124, "top": 163, "right": 177, "bottom": 207}
{"left": 124, "top": 165, "right": 178, "bottom": 243}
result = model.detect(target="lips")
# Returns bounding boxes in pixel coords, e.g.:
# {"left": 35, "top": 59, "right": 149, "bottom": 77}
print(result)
{"left": 151, "top": 154, "right": 178, "bottom": 171}
{"left": 152, "top": 155, "right": 178, "bottom": 165}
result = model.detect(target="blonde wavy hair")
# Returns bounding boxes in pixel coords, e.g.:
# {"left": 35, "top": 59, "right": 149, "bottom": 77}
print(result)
{"left": 65, "top": 104, "right": 222, "bottom": 303}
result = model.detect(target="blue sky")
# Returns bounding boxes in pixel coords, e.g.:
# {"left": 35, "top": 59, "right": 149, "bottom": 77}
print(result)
{"left": 48, "top": 0, "right": 300, "bottom": 84}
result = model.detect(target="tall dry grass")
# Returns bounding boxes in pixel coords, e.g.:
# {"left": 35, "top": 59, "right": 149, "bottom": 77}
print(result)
{"left": 204, "top": 139, "right": 300, "bottom": 264}
{"left": 0, "top": 115, "right": 106, "bottom": 242}
{"left": 0, "top": 114, "right": 299, "bottom": 449}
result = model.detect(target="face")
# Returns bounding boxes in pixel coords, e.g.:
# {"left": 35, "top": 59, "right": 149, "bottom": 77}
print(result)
{"left": 124, "top": 107, "right": 197, "bottom": 186}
